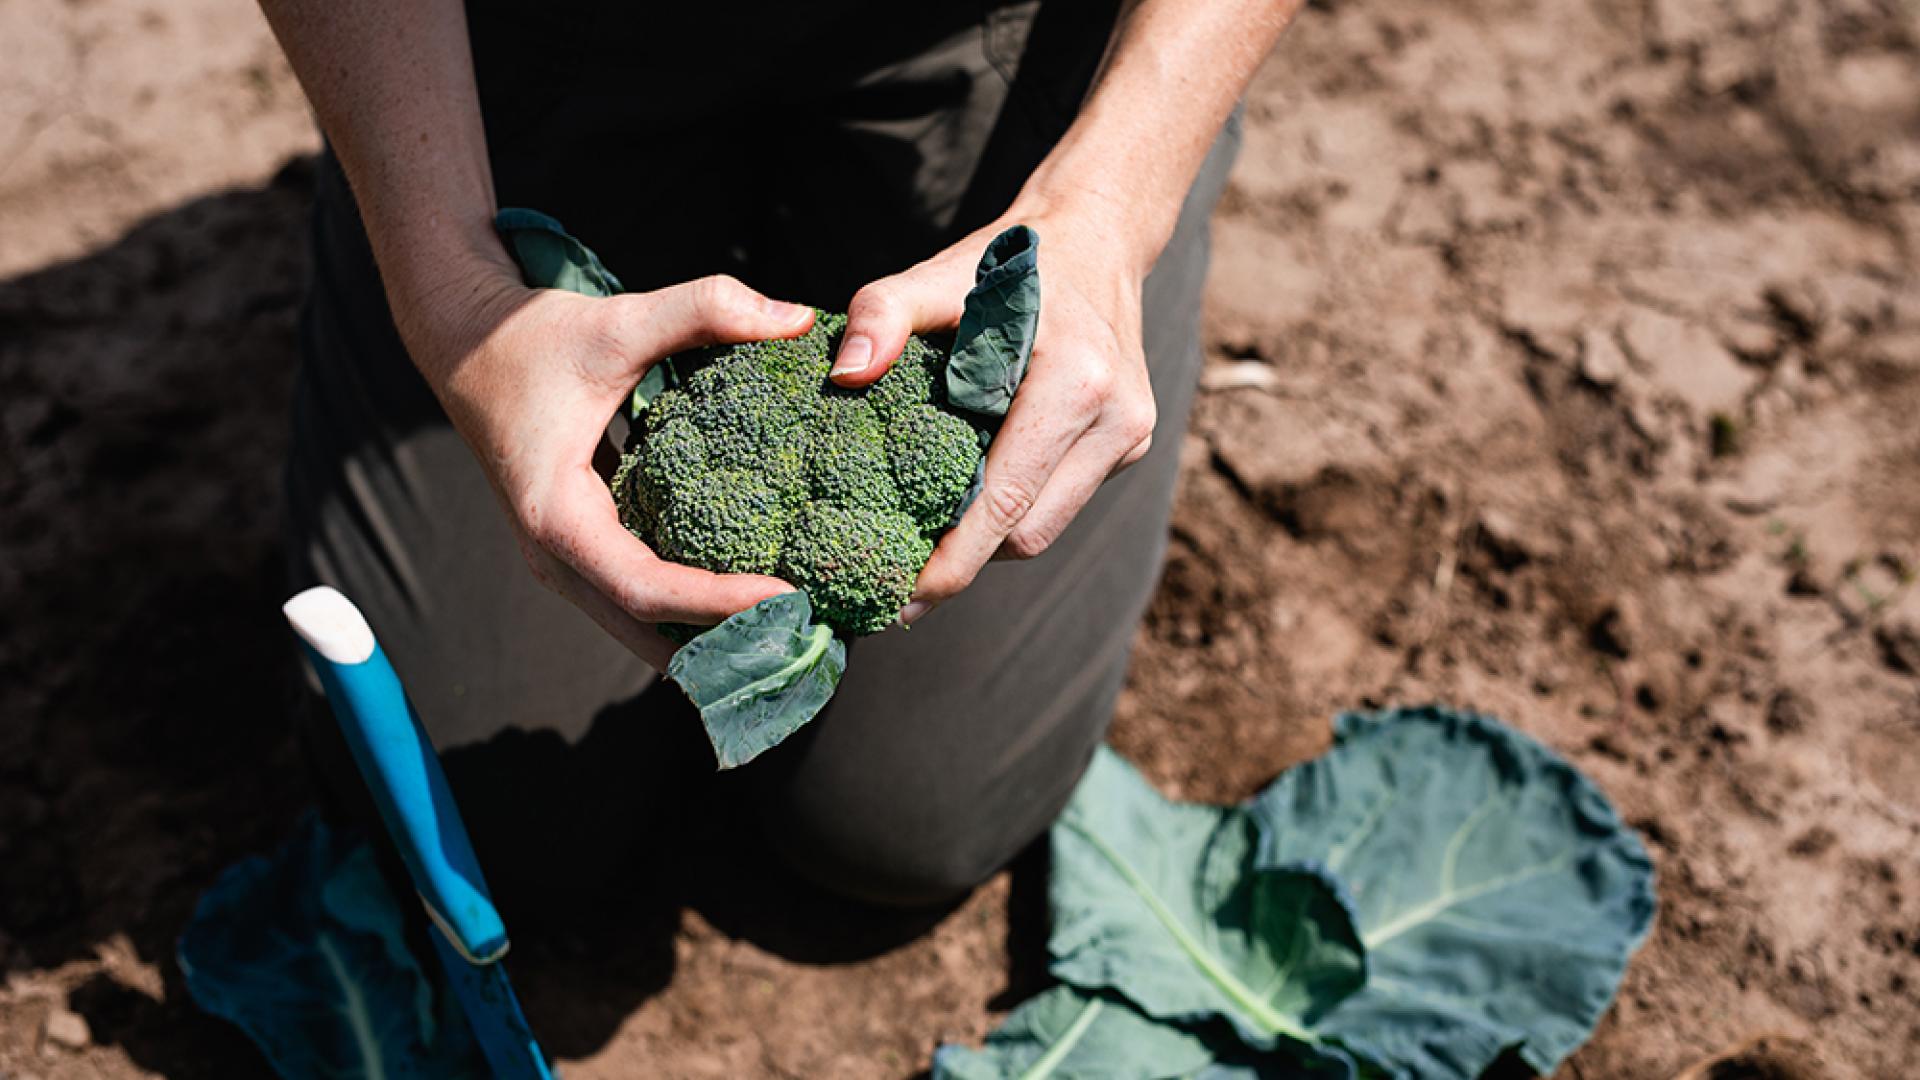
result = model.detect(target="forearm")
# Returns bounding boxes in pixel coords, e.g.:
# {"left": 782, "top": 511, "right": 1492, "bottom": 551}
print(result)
{"left": 1015, "top": 0, "right": 1302, "bottom": 273}
{"left": 257, "top": 0, "right": 515, "bottom": 376}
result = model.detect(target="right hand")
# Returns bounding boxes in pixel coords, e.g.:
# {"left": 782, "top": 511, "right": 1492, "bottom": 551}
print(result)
{"left": 395, "top": 258, "right": 816, "bottom": 670}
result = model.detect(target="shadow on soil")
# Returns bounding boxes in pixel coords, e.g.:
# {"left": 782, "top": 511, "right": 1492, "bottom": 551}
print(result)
{"left": 0, "top": 159, "right": 1032, "bottom": 1078}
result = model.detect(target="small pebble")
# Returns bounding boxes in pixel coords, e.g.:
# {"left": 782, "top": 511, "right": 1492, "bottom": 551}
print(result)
{"left": 42, "top": 1006, "right": 90, "bottom": 1051}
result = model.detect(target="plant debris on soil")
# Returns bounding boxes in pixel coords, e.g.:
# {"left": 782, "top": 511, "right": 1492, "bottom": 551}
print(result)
{"left": 2, "top": 0, "right": 1917, "bottom": 1077}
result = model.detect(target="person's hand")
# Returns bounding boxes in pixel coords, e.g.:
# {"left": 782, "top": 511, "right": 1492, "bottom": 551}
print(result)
{"left": 397, "top": 259, "right": 816, "bottom": 669}
{"left": 830, "top": 208, "right": 1158, "bottom": 625}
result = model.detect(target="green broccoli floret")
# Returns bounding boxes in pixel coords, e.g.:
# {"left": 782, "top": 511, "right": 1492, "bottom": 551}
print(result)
{"left": 779, "top": 504, "right": 932, "bottom": 635}
{"left": 612, "top": 311, "right": 982, "bottom": 637}
{"left": 809, "top": 396, "right": 897, "bottom": 511}
{"left": 653, "top": 468, "right": 790, "bottom": 576}
{"left": 866, "top": 335, "right": 945, "bottom": 422}
{"left": 886, "top": 404, "right": 982, "bottom": 532}
{"left": 757, "top": 313, "right": 840, "bottom": 393}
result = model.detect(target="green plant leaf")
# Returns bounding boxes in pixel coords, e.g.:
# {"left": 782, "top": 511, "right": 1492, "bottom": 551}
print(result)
{"left": 1048, "top": 748, "right": 1367, "bottom": 1056}
{"left": 666, "top": 591, "right": 846, "bottom": 769}
{"left": 932, "top": 986, "right": 1218, "bottom": 1080}
{"left": 493, "top": 207, "right": 669, "bottom": 414}
{"left": 1248, "top": 705, "right": 1656, "bottom": 1079}
{"left": 178, "top": 815, "right": 486, "bottom": 1079}
{"left": 935, "top": 985, "right": 1360, "bottom": 1080}
{"left": 494, "top": 207, "right": 623, "bottom": 297}
{"left": 948, "top": 225, "right": 1039, "bottom": 418}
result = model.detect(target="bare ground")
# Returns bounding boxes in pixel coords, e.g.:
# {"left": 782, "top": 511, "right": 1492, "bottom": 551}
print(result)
{"left": 2, "top": 0, "right": 1917, "bottom": 1077}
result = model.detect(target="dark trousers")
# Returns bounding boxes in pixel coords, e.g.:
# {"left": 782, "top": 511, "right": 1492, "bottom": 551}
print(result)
{"left": 286, "top": 2, "right": 1241, "bottom": 910}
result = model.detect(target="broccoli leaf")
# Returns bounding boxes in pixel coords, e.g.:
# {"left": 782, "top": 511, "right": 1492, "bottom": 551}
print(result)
{"left": 1247, "top": 705, "right": 1657, "bottom": 1079}
{"left": 493, "top": 207, "right": 669, "bottom": 413}
{"left": 932, "top": 986, "right": 1219, "bottom": 1080}
{"left": 494, "top": 207, "right": 624, "bottom": 297}
{"left": 1048, "top": 747, "right": 1366, "bottom": 1064}
{"left": 177, "top": 814, "right": 487, "bottom": 1079}
{"left": 948, "top": 225, "right": 1040, "bottom": 418}
{"left": 666, "top": 591, "right": 848, "bottom": 769}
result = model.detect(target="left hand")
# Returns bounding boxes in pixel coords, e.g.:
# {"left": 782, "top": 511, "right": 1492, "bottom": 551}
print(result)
{"left": 829, "top": 207, "right": 1159, "bottom": 625}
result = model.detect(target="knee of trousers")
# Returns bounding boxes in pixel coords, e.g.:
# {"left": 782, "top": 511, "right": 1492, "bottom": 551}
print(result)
{"left": 749, "top": 703, "right": 1117, "bottom": 909}
{"left": 757, "top": 791, "right": 1056, "bottom": 909}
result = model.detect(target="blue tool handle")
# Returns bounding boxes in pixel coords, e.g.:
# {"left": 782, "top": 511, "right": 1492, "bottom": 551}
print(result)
{"left": 296, "top": 637, "right": 509, "bottom": 965}
{"left": 430, "top": 931, "right": 555, "bottom": 1080}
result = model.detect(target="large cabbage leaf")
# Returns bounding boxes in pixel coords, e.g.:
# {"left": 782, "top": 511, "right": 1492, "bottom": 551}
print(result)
{"left": 178, "top": 814, "right": 485, "bottom": 1079}
{"left": 1048, "top": 747, "right": 1365, "bottom": 1068}
{"left": 994, "top": 708, "right": 1652, "bottom": 1079}
{"left": 1248, "top": 705, "right": 1657, "bottom": 1078}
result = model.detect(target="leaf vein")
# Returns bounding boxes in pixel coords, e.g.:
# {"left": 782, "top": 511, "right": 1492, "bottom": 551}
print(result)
{"left": 1016, "top": 997, "right": 1103, "bottom": 1080}
{"left": 1361, "top": 850, "right": 1578, "bottom": 950}
{"left": 1063, "top": 817, "right": 1314, "bottom": 1043}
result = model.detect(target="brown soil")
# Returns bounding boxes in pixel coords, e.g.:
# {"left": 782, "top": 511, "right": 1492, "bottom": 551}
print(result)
{"left": 3, "top": 1, "right": 1917, "bottom": 1078}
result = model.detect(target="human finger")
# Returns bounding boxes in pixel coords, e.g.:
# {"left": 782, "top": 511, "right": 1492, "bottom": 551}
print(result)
{"left": 524, "top": 465, "right": 793, "bottom": 627}
{"left": 903, "top": 363, "right": 1105, "bottom": 615}
{"left": 608, "top": 275, "right": 814, "bottom": 376}
{"left": 832, "top": 256, "right": 971, "bottom": 388}
{"left": 991, "top": 411, "right": 1152, "bottom": 562}
{"left": 523, "top": 548, "right": 678, "bottom": 670}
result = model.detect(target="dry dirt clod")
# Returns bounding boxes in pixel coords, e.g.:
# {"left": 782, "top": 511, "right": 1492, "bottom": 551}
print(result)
{"left": 1873, "top": 587, "right": 1920, "bottom": 675}
{"left": 1717, "top": 314, "right": 1782, "bottom": 366}
{"left": 1589, "top": 599, "right": 1642, "bottom": 659}
{"left": 1474, "top": 507, "right": 1539, "bottom": 568}
{"left": 1579, "top": 326, "right": 1629, "bottom": 388}
{"left": 1766, "top": 688, "right": 1815, "bottom": 735}
{"left": 40, "top": 1007, "right": 89, "bottom": 1052}
{"left": 1718, "top": 448, "right": 1792, "bottom": 515}
{"left": 1670, "top": 1032, "right": 1854, "bottom": 1080}
{"left": 1619, "top": 307, "right": 1757, "bottom": 418}
{"left": 1765, "top": 282, "right": 1827, "bottom": 346}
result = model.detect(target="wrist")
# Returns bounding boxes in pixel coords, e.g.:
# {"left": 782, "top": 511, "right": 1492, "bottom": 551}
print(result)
{"left": 378, "top": 223, "right": 525, "bottom": 388}
{"left": 1002, "top": 173, "right": 1171, "bottom": 283}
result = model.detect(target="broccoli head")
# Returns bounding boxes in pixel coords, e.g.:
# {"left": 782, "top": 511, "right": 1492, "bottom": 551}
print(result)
{"left": 613, "top": 312, "right": 984, "bottom": 636}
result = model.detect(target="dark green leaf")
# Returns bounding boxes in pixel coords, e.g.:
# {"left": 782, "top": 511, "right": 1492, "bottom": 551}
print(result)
{"left": 666, "top": 591, "right": 846, "bottom": 770}
{"left": 1248, "top": 706, "right": 1656, "bottom": 1079}
{"left": 948, "top": 225, "right": 1040, "bottom": 418}
{"left": 1049, "top": 748, "right": 1366, "bottom": 1057}
{"left": 493, "top": 207, "right": 623, "bottom": 297}
{"left": 1194, "top": 1059, "right": 1358, "bottom": 1080}
{"left": 178, "top": 815, "right": 486, "bottom": 1079}
{"left": 629, "top": 367, "right": 669, "bottom": 414}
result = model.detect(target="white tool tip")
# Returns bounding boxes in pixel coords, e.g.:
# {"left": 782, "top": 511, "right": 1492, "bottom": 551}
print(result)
{"left": 283, "top": 586, "right": 377, "bottom": 665}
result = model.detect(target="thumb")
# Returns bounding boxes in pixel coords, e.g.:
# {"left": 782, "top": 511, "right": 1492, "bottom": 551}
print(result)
{"left": 615, "top": 275, "right": 814, "bottom": 366}
{"left": 832, "top": 257, "right": 972, "bottom": 389}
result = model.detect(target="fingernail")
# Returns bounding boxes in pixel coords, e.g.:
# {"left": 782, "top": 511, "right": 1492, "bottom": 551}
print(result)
{"left": 832, "top": 334, "right": 872, "bottom": 377}
{"left": 899, "top": 599, "right": 931, "bottom": 626}
{"left": 762, "top": 297, "right": 808, "bottom": 322}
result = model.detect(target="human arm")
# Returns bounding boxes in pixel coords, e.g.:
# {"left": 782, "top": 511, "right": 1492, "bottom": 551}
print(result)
{"left": 256, "top": 0, "right": 809, "bottom": 668}
{"left": 830, "top": 0, "right": 1303, "bottom": 623}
